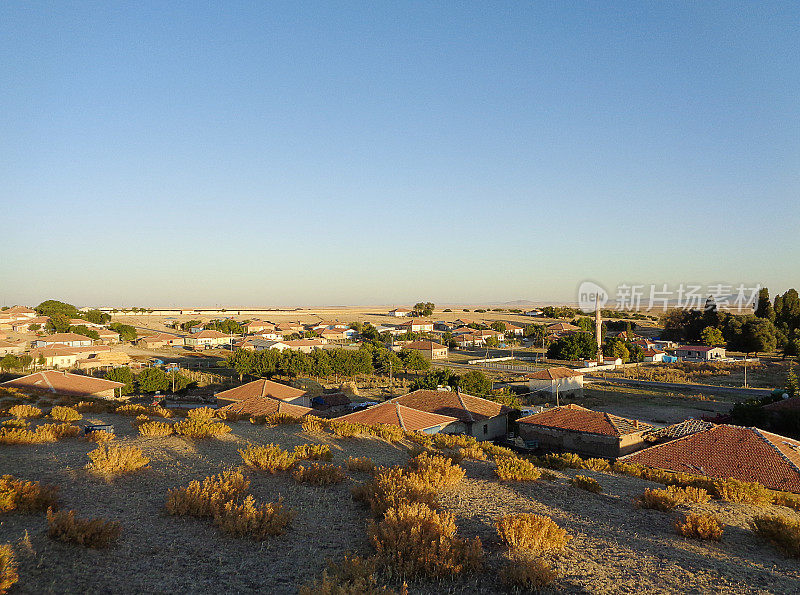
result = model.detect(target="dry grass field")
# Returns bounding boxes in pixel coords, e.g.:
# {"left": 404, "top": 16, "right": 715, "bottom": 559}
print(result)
{"left": 2, "top": 411, "right": 800, "bottom": 594}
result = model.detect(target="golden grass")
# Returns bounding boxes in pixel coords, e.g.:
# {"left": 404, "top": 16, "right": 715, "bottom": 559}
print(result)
{"left": 292, "top": 463, "right": 347, "bottom": 485}
{"left": 85, "top": 430, "right": 115, "bottom": 443}
{"left": 293, "top": 443, "right": 333, "bottom": 461}
{"left": 8, "top": 404, "right": 42, "bottom": 419}
{"left": 406, "top": 452, "right": 465, "bottom": 490}
{"left": 751, "top": 514, "right": 800, "bottom": 557}
{"left": 138, "top": 421, "right": 173, "bottom": 437}
{"left": 640, "top": 486, "right": 712, "bottom": 511}
{"left": 173, "top": 417, "right": 231, "bottom": 439}
{"left": 166, "top": 468, "right": 250, "bottom": 518}
{"left": 239, "top": 443, "right": 296, "bottom": 473}
{"left": 499, "top": 551, "right": 557, "bottom": 591}
{"left": 432, "top": 433, "right": 477, "bottom": 450}
{"left": 496, "top": 513, "right": 572, "bottom": 552}
{"left": 39, "top": 423, "right": 81, "bottom": 439}
{"left": 675, "top": 513, "right": 723, "bottom": 541}
{"left": 188, "top": 407, "right": 216, "bottom": 420}
{"left": 298, "top": 554, "right": 398, "bottom": 595}
{"left": 327, "top": 420, "right": 361, "bottom": 438}
{"left": 352, "top": 467, "right": 438, "bottom": 517}
{"left": 213, "top": 495, "right": 295, "bottom": 540}
{"left": 46, "top": 508, "right": 122, "bottom": 548}
{"left": 265, "top": 412, "right": 302, "bottom": 426}
{"left": 147, "top": 405, "right": 172, "bottom": 418}
{"left": 495, "top": 457, "right": 542, "bottom": 482}
{"left": 0, "top": 543, "right": 17, "bottom": 595}
{"left": 480, "top": 442, "right": 515, "bottom": 459}
{"left": 571, "top": 475, "right": 602, "bottom": 493}
{"left": 404, "top": 432, "right": 433, "bottom": 448}
{"left": 1, "top": 419, "right": 27, "bottom": 429}
{"left": 0, "top": 426, "right": 56, "bottom": 445}
{"left": 0, "top": 475, "right": 59, "bottom": 514}
{"left": 49, "top": 406, "right": 81, "bottom": 422}
{"left": 75, "top": 400, "right": 112, "bottom": 413}
{"left": 86, "top": 445, "right": 149, "bottom": 477}
{"left": 115, "top": 404, "right": 149, "bottom": 416}
{"left": 346, "top": 456, "right": 377, "bottom": 474}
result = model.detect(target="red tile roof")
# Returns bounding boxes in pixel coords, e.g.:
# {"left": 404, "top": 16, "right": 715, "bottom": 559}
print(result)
{"left": 403, "top": 340, "right": 447, "bottom": 351}
{"left": 547, "top": 322, "right": 580, "bottom": 332}
{"left": 622, "top": 424, "right": 800, "bottom": 493}
{"left": 526, "top": 367, "right": 584, "bottom": 380}
{"left": 676, "top": 345, "right": 720, "bottom": 352}
{"left": 1, "top": 370, "right": 124, "bottom": 397}
{"left": 215, "top": 378, "right": 307, "bottom": 402}
{"left": 37, "top": 332, "right": 93, "bottom": 343}
{"left": 337, "top": 402, "right": 458, "bottom": 432}
{"left": 392, "top": 389, "right": 510, "bottom": 423}
{"left": 216, "top": 395, "right": 312, "bottom": 418}
{"left": 518, "top": 404, "right": 651, "bottom": 437}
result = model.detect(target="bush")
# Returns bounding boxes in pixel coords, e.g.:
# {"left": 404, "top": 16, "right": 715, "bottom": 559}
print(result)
{"left": 405, "top": 432, "right": 433, "bottom": 448}
{"left": 166, "top": 468, "right": 249, "bottom": 517}
{"left": 328, "top": 420, "right": 360, "bottom": 438}
{"left": 0, "top": 426, "right": 57, "bottom": 445}
{"left": 0, "top": 543, "right": 17, "bottom": 595}
{"left": 87, "top": 445, "right": 149, "bottom": 477}
{"left": 86, "top": 430, "right": 115, "bottom": 443}
{"left": 46, "top": 508, "right": 122, "bottom": 548}
{"left": 292, "top": 463, "right": 347, "bottom": 485}
{"left": 38, "top": 423, "right": 81, "bottom": 440}
{"left": 582, "top": 458, "right": 612, "bottom": 473}
{"left": 368, "top": 502, "right": 482, "bottom": 579}
{"left": 495, "top": 457, "right": 542, "bottom": 482}
{"left": 213, "top": 495, "right": 295, "bottom": 540}
{"left": 772, "top": 491, "right": 800, "bottom": 511}
{"left": 265, "top": 412, "right": 302, "bottom": 426}
{"left": 115, "top": 404, "right": 149, "bottom": 416}
{"left": 173, "top": 417, "right": 231, "bottom": 439}
{"left": 433, "top": 433, "right": 477, "bottom": 450}
{"left": 480, "top": 442, "right": 515, "bottom": 459}
{"left": 294, "top": 443, "right": 333, "bottom": 461}
{"left": 571, "top": 475, "right": 602, "bottom": 493}
{"left": 675, "top": 513, "right": 723, "bottom": 541}
{"left": 239, "top": 443, "right": 296, "bottom": 473}
{"left": 49, "top": 406, "right": 81, "bottom": 422}
{"left": 346, "top": 456, "right": 377, "bottom": 474}
{"left": 9, "top": 404, "right": 41, "bottom": 419}
{"left": 147, "top": 405, "right": 172, "bottom": 418}
{"left": 752, "top": 514, "right": 800, "bottom": 557}
{"left": 496, "top": 513, "right": 572, "bottom": 552}
{"left": 714, "top": 478, "right": 771, "bottom": 505}
{"left": 352, "top": 467, "right": 438, "bottom": 516}
{"left": 406, "top": 452, "right": 465, "bottom": 490}
{"left": 370, "top": 424, "right": 404, "bottom": 443}
{"left": 1, "top": 419, "right": 27, "bottom": 429}
{"left": 640, "top": 486, "right": 711, "bottom": 511}
{"left": 75, "top": 400, "right": 111, "bottom": 413}
{"left": 499, "top": 551, "right": 557, "bottom": 591}
{"left": 138, "top": 421, "right": 173, "bottom": 437}
{"left": 540, "top": 452, "right": 584, "bottom": 470}
{"left": 0, "top": 475, "right": 59, "bottom": 513}
{"left": 459, "top": 444, "right": 488, "bottom": 461}
{"left": 187, "top": 407, "right": 216, "bottom": 420}
{"left": 132, "top": 414, "right": 150, "bottom": 427}
{"left": 298, "top": 554, "right": 396, "bottom": 595}
{"left": 301, "top": 416, "right": 324, "bottom": 434}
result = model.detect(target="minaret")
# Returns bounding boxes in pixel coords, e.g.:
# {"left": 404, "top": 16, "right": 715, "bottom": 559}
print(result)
{"left": 595, "top": 293, "right": 603, "bottom": 363}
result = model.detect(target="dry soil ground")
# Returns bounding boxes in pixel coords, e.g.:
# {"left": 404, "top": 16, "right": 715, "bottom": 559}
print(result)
{"left": 2, "top": 415, "right": 800, "bottom": 594}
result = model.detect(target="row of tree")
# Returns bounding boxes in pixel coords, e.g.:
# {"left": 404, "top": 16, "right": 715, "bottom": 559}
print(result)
{"left": 104, "top": 366, "right": 192, "bottom": 395}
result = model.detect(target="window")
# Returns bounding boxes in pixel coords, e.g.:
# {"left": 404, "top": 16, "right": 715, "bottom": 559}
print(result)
{"left": 483, "top": 424, "right": 488, "bottom": 435}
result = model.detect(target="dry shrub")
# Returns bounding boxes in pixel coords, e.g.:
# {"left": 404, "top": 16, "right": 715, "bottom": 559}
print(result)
{"left": 166, "top": 468, "right": 249, "bottom": 517}
{"left": 714, "top": 478, "right": 771, "bottom": 505}
{"left": 75, "top": 400, "right": 110, "bottom": 413}
{"left": 499, "top": 551, "right": 557, "bottom": 591}
{"left": 38, "top": 423, "right": 81, "bottom": 440}
{"left": 294, "top": 443, "right": 333, "bottom": 461}
{"left": 46, "top": 508, "right": 121, "bottom": 548}
{"left": 346, "top": 456, "right": 377, "bottom": 474}
{"left": 480, "top": 442, "right": 514, "bottom": 459}
{"left": 301, "top": 416, "right": 324, "bottom": 434}
{"left": 132, "top": 414, "right": 150, "bottom": 427}
{"left": 213, "top": 495, "right": 295, "bottom": 540}
{"left": 1, "top": 419, "right": 27, "bottom": 429}
{"left": 188, "top": 407, "right": 216, "bottom": 420}
{"left": 86, "top": 430, "right": 115, "bottom": 443}
{"left": 752, "top": 514, "right": 800, "bottom": 557}
{"left": 352, "top": 467, "right": 438, "bottom": 516}
{"left": 459, "top": 444, "right": 488, "bottom": 460}
{"left": 239, "top": 443, "right": 296, "bottom": 473}
{"left": 115, "top": 404, "right": 149, "bottom": 416}
{"left": 571, "top": 475, "right": 602, "bottom": 493}
{"left": 368, "top": 502, "right": 482, "bottom": 579}
{"left": 407, "top": 452, "right": 465, "bottom": 490}
{"left": 9, "top": 404, "right": 41, "bottom": 419}
{"left": 772, "top": 491, "right": 800, "bottom": 511}
{"left": 173, "top": 417, "right": 231, "bottom": 439}
{"left": 675, "top": 513, "right": 723, "bottom": 541}
{"left": 370, "top": 424, "right": 404, "bottom": 443}
{"left": 265, "top": 412, "right": 302, "bottom": 426}
{"left": 582, "top": 458, "right": 612, "bottom": 473}
{"left": 405, "top": 432, "right": 433, "bottom": 448}
{"left": 147, "top": 405, "right": 172, "bottom": 418}
{"left": 433, "top": 433, "right": 477, "bottom": 450}
{"left": 213, "top": 409, "right": 241, "bottom": 422}
{"left": 299, "top": 554, "right": 397, "bottom": 595}
{"left": 138, "top": 421, "right": 173, "bottom": 437}
{"left": 49, "top": 406, "right": 81, "bottom": 422}
{"left": 328, "top": 420, "right": 361, "bottom": 438}
{"left": 0, "top": 426, "right": 56, "bottom": 445}
{"left": 496, "top": 513, "right": 572, "bottom": 552}
{"left": 292, "top": 463, "right": 346, "bottom": 485}
{"left": 640, "top": 485, "right": 711, "bottom": 511}
{"left": 495, "top": 457, "right": 542, "bottom": 482}
{"left": 87, "top": 445, "right": 149, "bottom": 477}
{"left": 0, "top": 544, "right": 17, "bottom": 594}
{"left": 0, "top": 475, "right": 58, "bottom": 513}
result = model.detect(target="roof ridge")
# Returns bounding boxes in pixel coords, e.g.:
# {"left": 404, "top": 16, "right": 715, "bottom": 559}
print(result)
{"left": 455, "top": 390, "right": 475, "bottom": 422}
{"left": 752, "top": 427, "right": 800, "bottom": 476}
{"left": 619, "top": 423, "right": 722, "bottom": 461}
{"left": 395, "top": 403, "right": 407, "bottom": 431}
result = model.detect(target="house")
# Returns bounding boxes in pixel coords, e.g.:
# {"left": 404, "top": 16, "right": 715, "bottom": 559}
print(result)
{"left": 1, "top": 306, "right": 37, "bottom": 321}
{"left": 185, "top": 330, "right": 234, "bottom": 349}
{"left": 622, "top": 424, "right": 800, "bottom": 493}
{"left": 453, "top": 319, "right": 476, "bottom": 327}
{"left": 215, "top": 378, "right": 310, "bottom": 408}
{"left": 402, "top": 340, "right": 448, "bottom": 361}
{"left": 242, "top": 320, "right": 276, "bottom": 334}
{"left": 473, "top": 329, "right": 505, "bottom": 343}
{"left": 391, "top": 389, "right": 511, "bottom": 440}
{"left": 434, "top": 321, "right": 454, "bottom": 332}
{"left": 546, "top": 322, "right": 581, "bottom": 335}
{"left": 397, "top": 318, "right": 434, "bottom": 333}
{"left": 336, "top": 401, "right": 459, "bottom": 434}
{"left": 189, "top": 325, "right": 204, "bottom": 334}
{"left": 216, "top": 395, "right": 313, "bottom": 418}
{"left": 1, "top": 370, "right": 124, "bottom": 399}
{"left": 29, "top": 345, "right": 111, "bottom": 368}
{"left": 248, "top": 329, "right": 281, "bottom": 340}
{"left": 0, "top": 340, "right": 26, "bottom": 356}
{"left": 453, "top": 333, "right": 485, "bottom": 349}
{"left": 94, "top": 328, "right": 121, "bottom": 344}
{"left": 318, "top": 328, "right": 349, "bottom": 342}
{"left": 642, "top": 348, "right": 666, "bottom": 363}
{"left": 389, "top": 308, "right": 413, "bottom": 317}
{"left": 653, "top": 340, "right": 678, "bottom": 350}
{"left": 675, "top": 345, "right": 726, "bottom": 361}
{"left": 76, "top": 351, "right": 132, "bottom": 370}
{"left": 275, "top": 322, "right": 304, "bottom": 333}
{"left": 137, "top": 334, "right": 185, "bottom": 349}
{"left": 33, "top": 333, "right": 93, "bottom": 348}
{"left": 503, "top": 322, "right": 524, "bottom": 336}
{"left": 601, "top": 355, "right": 622, "bottom": 366}
{"left": 283, "top": 339, "right": 326, "bottom": 353}
{"left": 517, "top": 404, "right": 653, "bottom": 458}
{"left": 311, "top": 392, "right": 351, "bottom": 412}
{"left": 10, "top": 317, "right": 50, "bottom": 332}
{"left": 524, "top": 309, "right": 543, "bottom": 317}
{"left": 527, "top": 367, "right": 585, "bottom": 395}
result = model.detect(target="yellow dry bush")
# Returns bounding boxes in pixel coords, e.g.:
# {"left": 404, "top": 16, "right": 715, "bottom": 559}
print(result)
{"left": 49, "top": 406, "right": 81, "bottom": 423}
{"left": 0, "top": 475, "right": 59, "bottom": 514}
{"left": 346, "top": 456, "right": 377, "bottom": 474}
{"left": 173, "top": 417, "right": 231, "bottom": 439}
{"left": 115, "top": 404, "right": 149, "bottom": 416}
{"left": 432, "top": 433, "right": 477, "bottom": 450}
{"left": 147, "top": 405, "right": 172, "bottom": 418}
{"left": 265, "top": 412, "right": 302, "bottom": 426}
{"left": 368, "top": 502, "right": 483, "bottom": 579}
{"left": 0, "top": 543, "right": 17, "bottom": 595}
{"left": 540, "top": 452, "right": 584, "bottom": 470}
{"left": 480, "top": 442, "right": 515, "bottom": 459}
{"left": 370, "top": 424, "right": 404, "bottom": 443}
{"left": 714, "top": 478, "right": 771, "bottom": 505}
{"left": 165, "top": 468, "right": 249, "bottom": 517}
{"left": 499, "top": 551, "right": 557, "bottom": 591}
{"left": 294, "top": 443, "right": 333, "bottom": 461}
{"left": 87, "top": 445, "right": 149, "bottom": 477}
{"left": 41, "top": 423, "right": 81, "bottom": 440}
{"left": 495, "top": 457, "right": 542, "bottom": 482}
{"left": 187, "top": 407, "right": 216, "bottom": 420}
{"left": 1, "top": 419, "right": 27, "bottom": 430}
{"left": 582, "top": 458, "right": 612, "bottom": 473}
{"left": 298, "top": 554, "right": 398, "bottom": 595}
{"left": 213, "top": 495, "right": 295, "bottom": 540}
{"left": 772, "top": 491, "right": 800, "bottom": 511}
{"left": 239, "top": 443, "right": 296, "bottom": 473}
{"left": 459, "top": 444, "right": 488, "bottom": 461}
{"left": 9, "top": 404, "right": 41, "bottom": 419}
{"left": 328, "top": 420, "right": 361, "bottom": 438}
{"left": 571, "top": 475, "right": 602, "bottom": 493}
{"left": 352, "top": 466, "right": 438, "bottom": 517}
{"left": 213, "top": 409, "right": 241, "bottom": 422}
{"left": 46, "top": 508, "right": 121, "bottom": 548}
{"left": 0, "top": 426, "right": 56, "bottom": 445}
{"left": 406, "top": 452, "right": 465, "bottom": 491}
{"left": 75, "top": 400, "right": 110, "bottom": 413}
{"left": 132, "top": 414, "right": 150, "bottom": 427}
{"left": 496, "top": 513, "right": 572, "bottom": 552}
{"left": 301, "top": 416, "right": 324, "bottom": 434}
{"left": 640, "top": 485, "right": 712, "bottom": 511}
{"left": 138, "top": 421, "right": 173, "bottom": 437}
{"left": 292, "top": 463, "right": 347, "bottom": 485}
{"left": 86, "top": 430, "right": 115, "bottom": 443}
{"left": 675, "top": 513, "right": 723, "bottom": 541}
{"left": 405, "top": 432, "right": 433, "bottom": 448}
{"left": 752, "top": 514, "right": 800, "bottom": 557}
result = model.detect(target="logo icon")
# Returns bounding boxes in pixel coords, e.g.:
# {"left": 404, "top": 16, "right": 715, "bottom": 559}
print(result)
{"left": 577, "top": 281, "right": 609, "bottom": 313}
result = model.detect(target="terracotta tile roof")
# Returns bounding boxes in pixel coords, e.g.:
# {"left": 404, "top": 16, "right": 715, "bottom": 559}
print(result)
{"left": 193, "top": 330, "right": 228, "bottom": 339}
{"left": 337, "top": 401, "right": 458, "bottom": 431}
{"left": 526, "top": 367, "right": 584, "bottom": 380}
{"left": 392, "top": 389, "right": 510, "bottom": 423}
{"left": 284, "top": 339, "right": 325, "bottom": 347}
{"left": 676, "top": 345, "right": 720, "bottom": 353}
{"left": 398, "top": 318, "right": 433, "bottom": 326}
{"left": 547, "top": 322, "right": 580, "bottom": 332}
{"left": 5, "top": 306, "right": 35, "bottom": 315}
{"left": 37, "top": 332, "right": 93, "bottom": 343}
{"left": 622, "top": 424, "right": 800, "bottom": 493}
{"left": 215, "top": 378, "right": 307, "bottom": 402}
{"left": 1, "top": 370, "right": 124, "bottom": 397}
{"left": 403, "top": 340, "right": 446, "bottom": 351}
{"left": 643, "top": 419, "right": 715, "bottom": 442}
{"left": 216, "top": 395, "right": 312, "bottom": 418}
{"left": 518, "top": 404, "right": 652, "bottom": 437}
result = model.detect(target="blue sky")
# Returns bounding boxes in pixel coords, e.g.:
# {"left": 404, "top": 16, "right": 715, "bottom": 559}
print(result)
{"left": 1, "top": 2, "right": 798, "bottom": 307}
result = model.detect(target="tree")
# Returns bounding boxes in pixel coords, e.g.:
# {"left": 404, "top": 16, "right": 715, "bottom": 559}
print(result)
{"left": 524, "top": 324, "right": 547, "bottom": 343}
{"left": 787, "top": 366, "right": 799, "bottom": 399}
{"left": 46, "top": 313, "right": 71, "bottom": 333}
{"left": 574, "top": 317, "right": 595, "bottom": 335}
{"left": 485, "top": 336, "right": 499, "bottom": 348}
{"left": 490, "top": 321, "right": 507, "bottom": 333}
{"left": 400, "top": 349, "right": 430, "bottom": 373}
{"left": 225, "top": 349, "right": 255, "bottom": 381}
{"left": 700, "top": 326, "right": 726, "bottom": 347}
{"left": 603, "top": 337, "right": 630, "bottom": 362}
{"left": 755, "top": 288, "right": 775, "bottom": 321}
{"left": 18, "top": 354, "right": 32, "bottom": 372}
{"left": 372, "top": 348, "right": 402, "bottom": 375}
{"left": 85, "top": 309, "right": 111, "bottom": 325}
{"left": 136, "top": 368, "right": 170, "bottom": 393}
{"left": 69, "top": 325, "right": 99, "bottom": 340}
{"left": 28, "top": 324, "right": 41, "bottom": 332}
{"left": 413, "top": 302, "right": 435, "bottom": 317}
{"left": 0, "top": 354, "right": 20, "bottom": 371}
{"left": 35, "top": 300, "right": 78, "bottom": 318}
{"left": 109, "top": 323, "right": 137, "bottom": 342}
{"left": 106, "top": 367, "right": 134, "bottom": 395}
{"left": 784, "top": 337, "right": 800, "bottom": 360}
{"left": 738, "top": 317, "right": 777, "bottom": 355}
{"left": 547, "top": 333, "right": 597, "bottom": 361}
{"left": 457, "top": 370, "right": 491, "bottom": 396}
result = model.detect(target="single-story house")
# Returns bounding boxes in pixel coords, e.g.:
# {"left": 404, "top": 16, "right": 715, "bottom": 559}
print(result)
{"left": 216, "top": 395, "right": 313, "bottom": 418}
{"left": 185, "top": 330, "right": 234, "bottom": 348}
{"left": 454, "top": 333, "right": 486, "bottom": 348}
{"left": 33, "top": 333, "right": 93, "bottom": 348}
{"left": 29, "top": 345, "right": 111, "bottom": 368}
{"left": 527, "top": 367, "right": 585, "bottom": 395}
{"left": 0, "top": 340, "right": 26, "bottom": 356}
{"left": 1, "top": 306, "right": 37, "bottom": 321}
{"left": 137, "top": 334, "right": 185, "bottom": 349}
{"left": 1, "top": 370, "right": 125, "bottom": 399}
{"left": 283, "top": 339, "right": 327, "bottom": 353}
{"left": 517, "top": 404, "right": 653, "bottom": 458}
{"left": 503, "top": 323, "right": 524, "bottom": 336}
{"left": 402, "top": 340, "right": 448, "bottom": 360}
{"left": 275, "top": 322, "right": 304, "bottom": 333}
{"left": 601, "top": 355, "right": 623, "bottom": 366}
{"left": 547, "top": 322, "right": 581, "bottom": 335}
{"left": 389, "top": 308, "right": 413, "bottom": 317}
{"left": 242, "top": 321, "right": 276, "bottom": 334}
{"left": 675, "top": 345, "right": 726, "bottom": 361}
{"left": 397, "top": 318, "right": 434, "bottom": 333}
{"left": 9, "top": 316, "right": 50, "bottom": 332}
{"left": 215, "top": 378, "right": 310, "bottom": 408}
{"left": 336, "top": 401, "right": 459, "bottom": 434}
{"left": 94, "top": 328, "right": 121, "bottom": 344}
{"left": 642, "top": 349, "right": 666, "bottom": 363}
{"left": 311, "top": 392, "right": 351, "bottom": 412}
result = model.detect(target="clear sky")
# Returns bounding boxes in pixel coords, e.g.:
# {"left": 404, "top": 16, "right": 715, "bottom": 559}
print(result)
{"left": 1, "top": 2, "right": 798, "bottom": 308}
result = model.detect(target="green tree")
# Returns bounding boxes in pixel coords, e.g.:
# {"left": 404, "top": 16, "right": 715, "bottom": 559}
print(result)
{"left": 69, "top": 325, "right": 100, "bottom": 340}
{"left": 413, "top": 302, "right": 435, "bottom": 317}
{"left": 786, "top": 366, "right": 799, "bottom": 398}
{"left": 0, "top": 354, "right": 20, "bottom": 371}
{"left": 700, "top": 326, "right": 726, "bottom": 347}
{"left": 18, "top": 354, "right": 32, "bottom": 372}
{"left": 106, "top": 367, "right": 134, "bottom": 395}
{"left": 35, "top": 300, "right": 78, "bottom": 318}
{"left": 225, "top": 349, "right": 255, "bottom": 381}
{"left": 485, "top": 336, "right": 499, "bottom": 348}
{"left": 755, "top": 288, "right": 775, "bottom": 321}
{"left": 738, "top": 317, "right": 777, "bottom": 355}
{"left": 46, "top": 313, "right": 71, "bottom": 333}
{"left": 109, "top": 323, "right": 137, "bottom": 342}
{"left": 524, "top": 324, "right": 547, "bottom": 343}
{"left": 28, "top": 323, "right": 41, "bottom": 332}
{"left": 457, "top": 370, "right": 491, "bottom": 396}
{"left": 85, "top": 309, "right": 111, "bottom": 325}
{"left": 400, "top": 349, "right": 430, "bottom": 373}
{"left": 547, "top": 333, "right": 598, "bottom": 361}
{"left": 490, "top": 321, "right": 507, "bottom": 333}
{"left": 136, "top": 368, "right": 170, "bottom": 393}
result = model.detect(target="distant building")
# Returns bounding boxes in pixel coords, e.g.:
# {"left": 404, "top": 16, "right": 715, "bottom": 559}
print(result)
{"left": 527, "top": 367, "right": 585, "bottom": 395}
{"left": 33, "top": 333, "right": 93, "bottom": 348}
{"left": 1, "top": 370, "right": 124, "bottom": 399}
{"left": 397, "top": 318, "right": 434, "bottom": 333}
{"left": 389, "top": 307, "right": 413, "bottom": 317}
{"left": 185, "top": 330, "right": 234, "bottom": 349}
{"left": 215, "top": 378, "right": 310, "bottom": 408}
{"left": 402, "top": 340, "right": 448, "bottom": 360}
{"left": 675, "top": 345, "right": 726, "bottom": 361}
{"left": 216, "top": 395, "right": 313, "bottom": 418}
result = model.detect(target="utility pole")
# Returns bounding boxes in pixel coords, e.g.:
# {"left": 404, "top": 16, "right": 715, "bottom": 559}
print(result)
{"left": 388, "top": 336, "right": 394, "bottom": 399}
{"left": 744, "top": 358, "right": 748, "bottom": 388}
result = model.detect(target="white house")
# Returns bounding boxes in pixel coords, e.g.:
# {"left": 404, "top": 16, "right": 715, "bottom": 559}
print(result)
{"left": 389, "top": 308, "right": 413, "bottom": 317}
{"left": 185, "top": 330, "right": 234, "bottom": 348}
{"left": 33, "top": 333, "right": 93, "bottom": 348}
{"left": 398, "top": 318, "right": 434, "bottom": 333}
{"left": 642, "top": 349, "right": 666, "bottom": 362}
{"left": 675, "top": 345, "right": 726, "bottom": 361}
{"left": 527, "top": 367, "right": 585, "bottom": 395}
